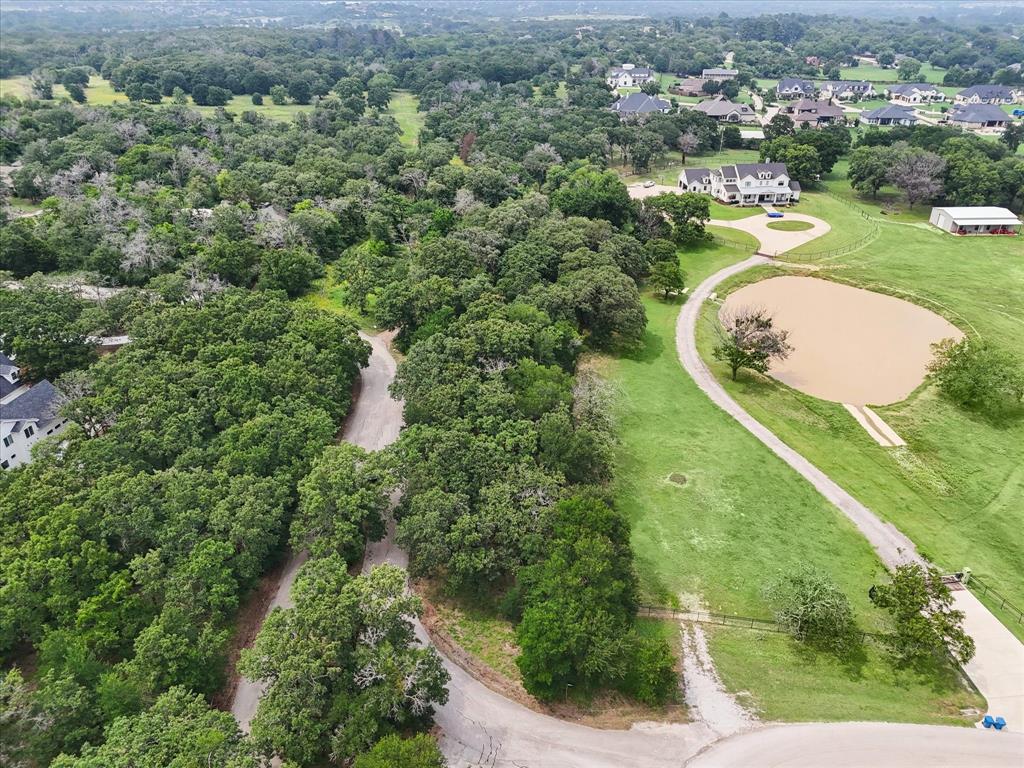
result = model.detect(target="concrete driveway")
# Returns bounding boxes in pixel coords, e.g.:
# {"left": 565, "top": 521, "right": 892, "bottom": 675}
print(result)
{"left": 686, "top": 722, "right": 1024, "bottom": 767}
{"left": 954, "top": 587, "right": 1024, "bottom": 733}
{"left": 709, "top": 211, "right": 831, "bottom": 255}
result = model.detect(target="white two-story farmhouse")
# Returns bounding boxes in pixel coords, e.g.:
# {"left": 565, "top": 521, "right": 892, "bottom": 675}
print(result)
{"left": 679, "top": 162, "right": 800, "bottom": 206}
{"left": 606, "top": 64, "right": 656, "bottom": 89}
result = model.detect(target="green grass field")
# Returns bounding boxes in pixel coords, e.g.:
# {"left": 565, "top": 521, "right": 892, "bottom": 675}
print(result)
{"left": 387, "top": 91, "right": 424, "bottom": 146}
{"left": 604, "top": 237, "right": 982, "bottom": 722}
{"left": 839, "top": 63, "right": 947, "bottom": 84}
{"left": 700, "top": 174, "right": 1024, "bottom": 639}
{"left": 709, "top": 201, "right": 761, "bottom": 221}
{"left": 709, "top": 627, "right": 981, "bottom": 724}
{"left": 1, "top": 75, "right": 314, "bottom": 121}
{"left": 766, "top": 219, "right": 814, "bottom": 231}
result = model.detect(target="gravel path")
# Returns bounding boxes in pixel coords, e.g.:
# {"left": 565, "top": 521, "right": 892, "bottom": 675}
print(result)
{"left": 230, "top": 330, "right": 404, "bottom": 732}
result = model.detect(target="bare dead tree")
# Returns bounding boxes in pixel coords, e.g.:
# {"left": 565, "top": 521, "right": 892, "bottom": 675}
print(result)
{"left": 887, "top": 147, "right": 945, "bottom": 209}
{"left": 713, "top": 305, "right": 793, "bottom": 381}
{"left": 677, "top": 131, "right": 700, "bottom": 165}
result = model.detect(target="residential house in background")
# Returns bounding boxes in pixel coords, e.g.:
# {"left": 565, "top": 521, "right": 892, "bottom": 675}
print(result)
{"left": 886, "top": 83, "right": 944, "bottom": 104}
{"left": 819, "top": 80, "right": 874, "bottom": 100}
{"left": 669, "top": 78, "right": 706, "bottom": 97}
{"left": 680, "top": 162, "right": 800, "bottom": 206}
{"left": 606, "top": 64, "right": 656, "bottom": 89}
{"left": 860, "top": 104, "right": 918, "bottom": 126}
{"left": 611, "top": 92, "right": 671, "bottom": 118}
{"left": 954, "top": 85, "right": 1015, "bottom": 105}
{"left": 776, "top": 78, "right": 816, "bottom": 99}
{"left": 947, "top": 104, "right": 1010, "bottom": 130}
{"left": 784, "top": 98, "right": 846, "bottom": 127}
{"left": 1, "top": 353, "right": 69, "bottom": 470}
{"left": 701, "top": 67, "right": 738, "bottom": 81}
{"left": 929, "top": 206, "right": 1021, "bottom": 235}
{"left": 693, "top": 95, "right": 757, "bottom": 122}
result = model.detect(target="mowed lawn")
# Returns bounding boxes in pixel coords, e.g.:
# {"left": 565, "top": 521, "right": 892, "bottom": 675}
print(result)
{"left": 838, "top": 62, "right": 947, "bottom": 83}
{"left": 702, "top": 178, "right": 1024, "bottom": 638}
{"left": 614, "top": 148, "right": 762, "bottom": 187}
{"left": 387, "top": 90, "right": 424, "bottom": 146}
{"left": 604, "top": 238, "right": 981, "bottom": 723}
{"left": 1, "top": 75, "right": 314, "bottom": 121}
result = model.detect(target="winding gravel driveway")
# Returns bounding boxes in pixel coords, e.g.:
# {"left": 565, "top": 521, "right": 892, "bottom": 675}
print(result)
{"left": 676, "top": 254, "right": 921, "bottom": 569}
{"left": 231, "top": 331, "right": 403, "bottom": 732}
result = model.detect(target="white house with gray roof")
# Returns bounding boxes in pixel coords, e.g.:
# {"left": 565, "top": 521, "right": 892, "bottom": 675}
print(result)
{"left": 819, "top": 80, "right": 874, "bottom": 101}
{"left": 680, "top": 162, "right": 800, "bottom": 206}
{"left": 954, "top": 85, "right": 1014, "bottom": 105}
{"left": 860, "top": 104, "right": 918, "bottom": 126}
{"left": 1, "top": 352, "right": 69, "bottom": 469}
{"left": 606, "top": 64, "right": 656, "bottom": 89}
{"left": 885, "top": 83, "right": 944, "bottom": 104}
{"left": 776, "top": 78, "right": 816, "bottom": 99}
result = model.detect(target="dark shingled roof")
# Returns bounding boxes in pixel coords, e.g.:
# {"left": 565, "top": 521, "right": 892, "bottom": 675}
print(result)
{"left": 957, "top": 85, "right": 1013, "bottom": 100}
{"left": 777, "top": 78, "right": 815, "bottom": 91}
{"left": 680, "top": 168, "right": 712, "bottom": 183}
{"left": 862, "top": 105, "right": 917, "bottom": 120}
{"left": 886, "top": 83, "right": 940, "bottom": 95}
{"left": 734, "top": 162, "right": 789, "bottom": 177}
{"left": 949, "top": 104, "right": 1010, "bottom": 123}
{"left": 2, "top": 380, "right": 65, "bottom": 421}
{"left": 613, "top": 93, "right": 670, "bottom": 114}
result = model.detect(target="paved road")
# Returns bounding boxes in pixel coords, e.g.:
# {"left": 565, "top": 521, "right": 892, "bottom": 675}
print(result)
{"left": 686, "top": 722, "right": 1024, "bottom": 767}
{"left": 709, "top": 211, "right": 830, "bottom": 256}
{"left": 230, "top": 330, "right": 403, "bottom": 732}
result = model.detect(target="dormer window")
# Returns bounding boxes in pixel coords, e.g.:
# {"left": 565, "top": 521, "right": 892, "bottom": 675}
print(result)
{"left": 758, "top": 171, "right": 772, "bottom": 180}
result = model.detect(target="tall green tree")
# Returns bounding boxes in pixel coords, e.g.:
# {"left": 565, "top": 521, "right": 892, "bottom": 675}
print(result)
{"left": 871, "top": 563, "right": 975, "bottom": 666}
{"left": 239, "top": 559, "right": 449, "bottom": 765}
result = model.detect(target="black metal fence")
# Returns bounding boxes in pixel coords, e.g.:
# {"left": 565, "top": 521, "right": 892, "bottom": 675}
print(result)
{"left": 966, "top": 575, "right": 1024, "bottom": 625}
{"left": 639, "top": 605, "right": 786, "bottom": 633}
{"left": 774, "top": 191, "right": 881, "bottom": 262}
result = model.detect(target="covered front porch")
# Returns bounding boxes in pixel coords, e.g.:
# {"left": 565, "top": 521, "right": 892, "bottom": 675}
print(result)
{"left": 737, "top": 192, "right": 793, "bottom": 206}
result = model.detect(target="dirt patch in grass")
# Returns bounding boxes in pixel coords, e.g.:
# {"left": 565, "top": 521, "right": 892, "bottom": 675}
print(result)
{"left": 723, "top": 275, "right": 964, "bottom": 405}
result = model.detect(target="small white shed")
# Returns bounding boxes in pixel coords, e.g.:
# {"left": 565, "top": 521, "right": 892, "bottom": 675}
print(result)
{"left": 928, "top": 206, "right": 1021, "bottom": 236}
